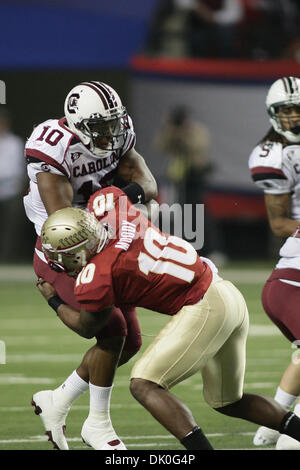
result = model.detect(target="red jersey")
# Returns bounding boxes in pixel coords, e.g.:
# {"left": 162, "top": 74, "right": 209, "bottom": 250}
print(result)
{"left": 74, "top": 186, "right": 212, "bottom": 315}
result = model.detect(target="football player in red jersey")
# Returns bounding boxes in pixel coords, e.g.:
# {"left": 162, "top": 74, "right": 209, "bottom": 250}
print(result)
{"left": 37, "top": 186, "right": 300, "bottom": 450}
{"left": 25, "top": 81, "right": 158, "bottom": 450}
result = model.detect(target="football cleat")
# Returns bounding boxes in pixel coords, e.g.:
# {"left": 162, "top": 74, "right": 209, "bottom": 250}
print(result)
{"left": 81, "top": 418, "right": 127, "bottom": 450}
{"left": 253, "top": 426, "right": 280, "bottom": 446}
{"left": 276, "top": 434, "right": 300, "bottom": 450}
{"left": 31, "top": 390, "right": 70, "bottom": 450}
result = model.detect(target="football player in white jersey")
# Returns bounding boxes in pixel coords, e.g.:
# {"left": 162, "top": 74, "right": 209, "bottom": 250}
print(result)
{"left": 24, "top": 81, "right": 158, "bottom": 450}
{"left": 249, "top": 76, "right": 300, "bottom": 449}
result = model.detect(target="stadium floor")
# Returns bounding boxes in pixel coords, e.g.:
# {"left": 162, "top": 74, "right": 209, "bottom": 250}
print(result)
{"left": 0, "top": 262, "right": 291, "bottom": 451}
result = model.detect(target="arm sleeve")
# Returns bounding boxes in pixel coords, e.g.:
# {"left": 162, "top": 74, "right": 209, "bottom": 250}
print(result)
{"left": 75, "top": 268, "right": 115, "bottom": 312}
{"left": 250, "top": 166, "right": 291, "bottom": 194}
{"left": 248, "top": 143, "right": 292, "bottom": 194}
{"left": 25, "top": 120, "right": 71, "bottom": 182}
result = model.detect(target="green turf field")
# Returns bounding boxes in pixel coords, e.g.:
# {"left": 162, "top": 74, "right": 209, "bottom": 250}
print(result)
{"left": 0, "top": 263, "right": 292, "bottom": 450}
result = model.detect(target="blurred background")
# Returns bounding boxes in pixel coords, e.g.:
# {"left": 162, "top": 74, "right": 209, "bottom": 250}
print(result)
{"left": 1, "top": 0, "right": 300, "bottom": 264}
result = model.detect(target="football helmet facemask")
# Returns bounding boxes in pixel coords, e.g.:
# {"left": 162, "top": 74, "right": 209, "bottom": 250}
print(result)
{"left": 41, "top": 207, "right": 108, "bottom": 277}
{"left": 64, "top": 81, "right": 129, "bottom": 157}
{"left": 266, "top": 77, "right": 300, "bottom": 143}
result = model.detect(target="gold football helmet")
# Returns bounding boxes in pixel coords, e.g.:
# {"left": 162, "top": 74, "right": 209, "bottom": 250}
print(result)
{"left": 41, "top": 207, "right": 108, "bottom": 276}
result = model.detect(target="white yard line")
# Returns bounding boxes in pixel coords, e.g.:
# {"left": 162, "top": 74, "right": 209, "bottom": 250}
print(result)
{"left": 0, "top": 265, "right": 36, "bottom": 282}
{"left": 219, "top": 269, "right": 270, "bottom": 283}
{"left": 0, "top": 265, "right": 271, "bottom": 284}
{"left": 0, "top": 376, "right": 56, "bottom": 384}
{"left": 1, "top": 336, "right": 82, "bottom": 345}
{"left": 0, "top": 404, "right": 142, "bottom": 412}
{"left": 248, "top": 325, "right": 281, "bottom": 336}
{"left": 6, "top": 353, "right": 84, "bottom": 363}
{"left": 0, "top": 431, "right": 256, "bottom": 445}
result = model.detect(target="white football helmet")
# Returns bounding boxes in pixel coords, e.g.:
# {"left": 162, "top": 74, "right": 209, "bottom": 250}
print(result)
{"left": 266, "top": 77, "right": 300, "bottom": 143}
{"left": 41, "top": 207, "right": 108, "bottom": 277}
{"left": 64, "top": 81, "right": 129, "bottom": 157}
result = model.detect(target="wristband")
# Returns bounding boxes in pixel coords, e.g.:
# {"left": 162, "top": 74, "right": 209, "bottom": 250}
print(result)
{"left": 122, "top": 182, "right": 146, "bottom": 205}
{"left": 48, "top": 295, "right": 65, "bottom": 314}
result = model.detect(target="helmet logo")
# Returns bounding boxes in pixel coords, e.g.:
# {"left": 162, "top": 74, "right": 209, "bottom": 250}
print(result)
{"left": 67, "top": 93, "right": 80, "bottom": 114}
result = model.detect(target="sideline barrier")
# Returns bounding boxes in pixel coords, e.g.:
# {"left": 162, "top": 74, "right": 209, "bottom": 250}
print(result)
{"left": 130, "top": 56, "right": 300, "bottom": 220}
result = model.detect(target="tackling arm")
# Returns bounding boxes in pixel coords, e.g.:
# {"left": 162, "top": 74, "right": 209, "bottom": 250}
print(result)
{"left": 57, "top": 304, "right": 112, "bottom": 339}
{"left": 37, "top": 172, "right": 74, "bottom": 215}
{"left": 117, "top": 148, "right": 158, "bottom": 202}
{"left": 37, "top": 279, "right": 111, "bottom": 339}
{"left": 264, "top": 193, "right": 300, "bottom": 237}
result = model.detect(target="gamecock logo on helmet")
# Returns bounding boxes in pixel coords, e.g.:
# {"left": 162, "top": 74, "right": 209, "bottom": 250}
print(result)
{"left": 67, "top": 93, "right": 80, "bottom": 114}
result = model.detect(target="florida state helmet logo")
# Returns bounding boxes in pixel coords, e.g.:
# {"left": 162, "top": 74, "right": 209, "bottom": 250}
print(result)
{"left": 67, "top": 93, "right": 80, "bottom": 114}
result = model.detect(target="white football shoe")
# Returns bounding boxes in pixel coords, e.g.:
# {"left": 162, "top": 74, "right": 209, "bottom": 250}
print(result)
{"left": 276, "top": 434, "right": 300, "bottom": 450}
{"left": 31, "top": 390, "right": 70, "bottom": 450}
{"left": 81, "top": 418, "right": 127, "bottom": 450}
{"left": 253, "top": 426, "right": 280, "bottom": 446}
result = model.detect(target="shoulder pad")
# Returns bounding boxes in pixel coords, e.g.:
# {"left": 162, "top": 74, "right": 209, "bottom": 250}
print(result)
{"left": 25, "top": 119, "right": 73, "bottom": 165}
{"left": 249, "top": 142, "right": 287, "bottom": 181}
{"left": 248, "top": 142, "right": 283, "bottom": 170}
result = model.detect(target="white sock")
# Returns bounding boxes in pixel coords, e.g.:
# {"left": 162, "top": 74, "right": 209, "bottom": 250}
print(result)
{"left": 274, "top": 386, "right": 298, "bottom": 409}
{"left": 53, "top": 370, "right": 89, "bottom": 407}
{"left": 88, "top": 383, "right": 113, "bottom": 425}
{"left": 294, "top": 403, "right": 300, "bottom": 417}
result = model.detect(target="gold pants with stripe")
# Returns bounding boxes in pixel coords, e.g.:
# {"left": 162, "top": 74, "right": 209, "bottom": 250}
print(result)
{"left": 131, "top": 280, "right": 249, "bottom": 408}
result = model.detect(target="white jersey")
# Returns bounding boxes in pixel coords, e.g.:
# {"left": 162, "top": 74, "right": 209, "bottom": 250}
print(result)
{"left": 249, "top": 140, "right": 300, "bottom": 273}
{"left": 24, "top": 116, "right": 136, "bottom": 235}
{"left": 275, "top": 231, "right": 300, "bottom": 273}
{"left": 248, "top": 141, "right": 300, "bottom": 220}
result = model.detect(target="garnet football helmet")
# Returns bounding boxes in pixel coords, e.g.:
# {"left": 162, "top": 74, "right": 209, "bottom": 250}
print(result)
{"left": 64, "top": 81, "right": 129, "bottom": 157}
{"left": 41, "top": 207, "right": 108, "bottom": 277}
{"left": 266, "top": 77, "right": 300, "bottom": 143}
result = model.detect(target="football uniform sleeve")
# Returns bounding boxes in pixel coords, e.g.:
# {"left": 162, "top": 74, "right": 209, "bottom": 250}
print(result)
{"left": 25, "top": 119, "right": 72, "bottom": 183}
{"left": 87, "top": 186, "right": 148, "bottom": 245}
{"left": 248, "top": 142, "right": 292, "bottom": 194}
{"left": 74, "top": 261, "right": 115, "bottom": 312}
{"left": 87, "top": 186, "right": 127, "bottom": 219}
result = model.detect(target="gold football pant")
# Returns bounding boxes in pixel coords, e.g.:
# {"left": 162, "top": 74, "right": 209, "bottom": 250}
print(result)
{"left": 131, "top": 280, "right": 249, "bottom": 408}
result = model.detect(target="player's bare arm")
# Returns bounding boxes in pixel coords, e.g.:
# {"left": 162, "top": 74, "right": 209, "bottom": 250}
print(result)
{"left": 264, "top": 193, "right": 300, "bottom": 237}
{"left": 117, "top": 148, "right": 158, "bottom": 202}
{"left": 37, "top": 172, "right": 74, "bottom": 215}
{"left": 58, "top": 305, "right": 111, "bottom": 339}
{"left": 36, "top": 279, "right": 111, "bottom": 339}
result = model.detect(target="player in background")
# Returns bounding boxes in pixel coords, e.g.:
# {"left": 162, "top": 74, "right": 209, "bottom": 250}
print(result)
{"left": 36, "top": 186, "right": 300, "bottom": 450}
{"left": 248, "top": 76, "right": 300, "bottom": 449}
{"left": 24, "top": 81, "right": 158, "bottom": 450}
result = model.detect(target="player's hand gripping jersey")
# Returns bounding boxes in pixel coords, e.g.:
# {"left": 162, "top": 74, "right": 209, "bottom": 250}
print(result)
{"left": 248, "top": 141, "right": 300, "bottom": 220}
{"left": 24, "top": 117, "right": 136, "bottom": 235}
{"left": 75, "top": 187, "right": 213, "bottom": 315}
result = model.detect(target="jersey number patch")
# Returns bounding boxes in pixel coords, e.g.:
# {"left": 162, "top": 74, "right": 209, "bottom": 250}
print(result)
{"left": 76, "top": 263, "right": 96, "bottom": 286}
{"left": 138, "top": 227, "right": 197, "bottom": 283}
{"left": 36, "top": 126, "right": 64, "bottom": 146}
{"left": 92, "top": 193, "right": 115, "bottom": 217}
